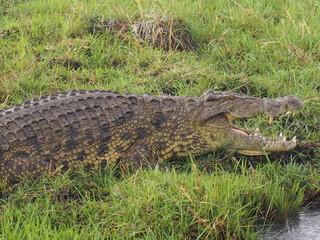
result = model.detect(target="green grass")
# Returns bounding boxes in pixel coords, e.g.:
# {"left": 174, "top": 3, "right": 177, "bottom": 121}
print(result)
{"left": 0, "top": 0, "right": 319, "bottom": 239}
{"left": 1, "top": 162, "right": 318, "bottom": 239}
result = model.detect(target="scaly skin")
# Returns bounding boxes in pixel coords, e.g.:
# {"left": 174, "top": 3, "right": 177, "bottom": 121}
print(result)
{"left": 0, "top": 90, "right": 303, "bottom": 184}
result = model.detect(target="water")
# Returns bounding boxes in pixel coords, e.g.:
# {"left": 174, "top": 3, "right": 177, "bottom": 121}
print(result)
{"left": 261, "top": 208, "right": 320, "bottom": 240}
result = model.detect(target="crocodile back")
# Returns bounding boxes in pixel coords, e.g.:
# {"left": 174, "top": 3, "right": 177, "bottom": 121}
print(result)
{"left": 0, "top": 90, "right": 146, "bottom": 183}
{"left": 0, "top": 90, "right": 202, "bottom": 184}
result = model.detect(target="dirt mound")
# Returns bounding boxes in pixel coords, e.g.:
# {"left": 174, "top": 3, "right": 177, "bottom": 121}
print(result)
{"left": 89, "top": 17, "right": 197, "bottom": 51}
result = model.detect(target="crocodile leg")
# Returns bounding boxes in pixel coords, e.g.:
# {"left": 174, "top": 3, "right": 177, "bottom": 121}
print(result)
{"left": 2, "top": 151, "right": 51, "bottom": 184}
{"left": 118, "top": 141, "right": 159, "bottom": 172}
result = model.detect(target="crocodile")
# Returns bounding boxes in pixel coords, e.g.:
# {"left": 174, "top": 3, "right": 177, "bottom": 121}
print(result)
{"left": 0, "top": 90, "right": 303, "bottom": 185}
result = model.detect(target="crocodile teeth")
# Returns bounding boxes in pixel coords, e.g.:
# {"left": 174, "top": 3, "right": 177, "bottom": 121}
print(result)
{"left": 285, "top": 110, "right": 297, "bottom": 116}
{"left": 268, "top": 116, "right": 274, "bottom": 124}
{"left": 278, "top": 133, "right": 287, "bottom": 141}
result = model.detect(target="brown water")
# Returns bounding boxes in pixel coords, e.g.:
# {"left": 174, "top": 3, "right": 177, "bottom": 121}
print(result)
{"left": 261, "top": 208, "right": 320, "bottom": 240}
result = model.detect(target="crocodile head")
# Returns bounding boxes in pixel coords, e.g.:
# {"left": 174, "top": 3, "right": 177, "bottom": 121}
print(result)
{"left": 198, "top": 91, "right": 303, "bottom": 155}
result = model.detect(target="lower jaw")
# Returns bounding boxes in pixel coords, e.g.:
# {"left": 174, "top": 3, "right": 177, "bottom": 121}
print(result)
{"left": 236, "top": 149, "right": 271, "bottom": 156}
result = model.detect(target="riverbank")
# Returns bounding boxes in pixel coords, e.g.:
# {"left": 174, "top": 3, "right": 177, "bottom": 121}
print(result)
{"left": 1, "top": 0, "right": 319, "bottom": 239}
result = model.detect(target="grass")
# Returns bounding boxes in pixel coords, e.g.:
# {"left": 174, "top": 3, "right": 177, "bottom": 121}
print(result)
{"left": 0, "top": 0, "right": 319, "bottom": 239}
{"left": 1, "top": 162, "right": 318, "bottom": 239}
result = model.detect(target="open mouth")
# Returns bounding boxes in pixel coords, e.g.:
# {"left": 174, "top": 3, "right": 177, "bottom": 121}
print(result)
{"left": 201, "top": 91, "right": 303, "bottom": 156}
